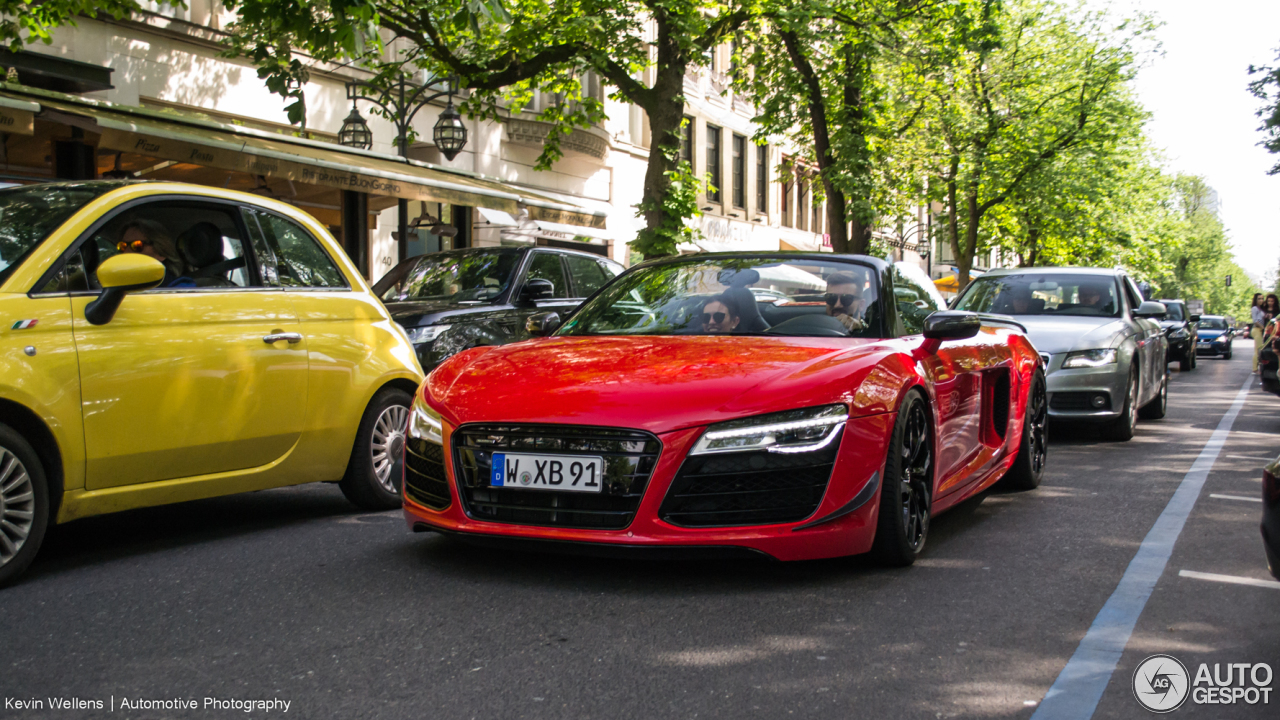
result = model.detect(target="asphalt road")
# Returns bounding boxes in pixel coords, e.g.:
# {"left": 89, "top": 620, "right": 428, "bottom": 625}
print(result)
{"left": 2, "top": 351, "right": 1275, "bottom": 720}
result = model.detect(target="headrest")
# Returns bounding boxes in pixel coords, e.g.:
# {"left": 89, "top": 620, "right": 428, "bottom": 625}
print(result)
{"left": 177, "top": 223, "right": 225, "bottom": 267}
{"left": 718, "top": 268, "right": 760, "bottom": 288}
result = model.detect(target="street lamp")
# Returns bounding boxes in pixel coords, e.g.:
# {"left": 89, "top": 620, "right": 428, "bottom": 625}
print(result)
{"left": 340, "top": 73, "right": 469, "bottom": 260}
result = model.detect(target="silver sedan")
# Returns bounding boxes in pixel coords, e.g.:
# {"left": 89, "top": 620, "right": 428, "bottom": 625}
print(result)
{"left": 953, "top": 267, "right": 1169, "bottom": 441}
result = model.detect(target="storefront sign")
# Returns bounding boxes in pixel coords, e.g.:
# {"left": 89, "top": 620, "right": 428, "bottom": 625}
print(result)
{"left": 0, "top": 106, "right": 34, "bottom": 135}
{"left": 525, "top": 205, "right": 607, "bottom": 230}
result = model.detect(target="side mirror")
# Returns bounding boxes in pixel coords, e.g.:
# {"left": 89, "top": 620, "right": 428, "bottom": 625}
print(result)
{"left": 923, "top": 310, "right": 982, "bottom": 341}
{"left": 526, "top": 311, "right": 561, "bottom": 337}
{"left": 84, "top": 254, "right": 166, "bottom": 325}
{"left": 1133, "top": 301, "right": 1167, "bottom": 319}
{"left": 521, "top": 278, "right": 555, "bottom": 302}
{"left": 1189, "top": 314, "right": 1201, "bottom": 323}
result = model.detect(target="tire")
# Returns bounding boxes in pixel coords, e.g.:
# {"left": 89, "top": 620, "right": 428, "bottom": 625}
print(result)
{"left": 1101, "top": 365, "right": 1139, "bottom": 442}
{"left": 1224, "top": 347, "right": 1233, "bottom": 360}
{"left": 0, "top": 423, "right": 49, "bottom": 589}
{"left": 870, "top": 390, "right": 933, "bottom": 567}
{"left": 1190, "top": 348, "right": 1197, "bottom": 370}
{"left": 1000, "top": 370, "right": 1047, "bottom": 490}
{"left": 339, "top": 387, "right": 413, "bottom": 511}
{"left": 1178, "top": 347, "right": 1192, "bottom": 371}
{"left": 1138, "top": 369, "right": 1168, "bottom": 420}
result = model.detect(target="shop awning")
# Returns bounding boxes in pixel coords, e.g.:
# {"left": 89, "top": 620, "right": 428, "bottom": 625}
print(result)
{"left": 0, "top": 95, "right": 36, "bottom": 135}
{"left": 0, "top": 85, "right": 606, "bottom": 229}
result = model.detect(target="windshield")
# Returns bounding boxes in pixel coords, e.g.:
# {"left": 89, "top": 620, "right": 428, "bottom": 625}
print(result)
{"left": 955, "top": 273, "right": 1121, "bottom": 318}
{"left": 1161, "top": 303, "right": 1185, "bottom": 321}
{"left": 1199, "top": 316, "right": 1227, "bottom": 330}
{"left": 374, "top": 250, "right": 521, "bottom": 304}
{"left": 0, "top": 183, "right": 114, "bottom": 286}
{"left": 557, "top": 256, "right": 883, "bottom": 338}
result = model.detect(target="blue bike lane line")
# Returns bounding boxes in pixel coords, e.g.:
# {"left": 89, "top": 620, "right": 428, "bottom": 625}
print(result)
{"left": 1030, "top": 372, "right": 1255, "bottom": 720}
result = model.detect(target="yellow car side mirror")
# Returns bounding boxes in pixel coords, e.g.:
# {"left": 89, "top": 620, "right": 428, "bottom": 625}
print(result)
{"left": 85, "top": 254, "right": 166, "bottom": 325}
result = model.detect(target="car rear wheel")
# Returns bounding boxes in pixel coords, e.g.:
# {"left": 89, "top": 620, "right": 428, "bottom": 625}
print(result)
{"left": 0, "top": 423, "right": 49, "bottom": 588}
{"left": 339, "top": 387, "right": 412, "bottom": 511}
{"left": 1139, "top": 369, "right": 1168, "bottom": 420}
{"left": 1101, "top": 366, "right": 1139, "bottom": 442}
{"left": 1001, "top": 370, "right": 1047, "bottom": 490}
{"left": 870, "top": 391, "right": 933, "bottom": 567}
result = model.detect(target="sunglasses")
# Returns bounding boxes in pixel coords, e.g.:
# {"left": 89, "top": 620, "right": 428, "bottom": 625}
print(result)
{"left": 701, "top": 312, "right": 728, "bottom": 324}
{"left": 116, "top": 239, "right": 154, "bottom": 252}
{"left": 824, "top": 293, "right": 860, "bottom": 307}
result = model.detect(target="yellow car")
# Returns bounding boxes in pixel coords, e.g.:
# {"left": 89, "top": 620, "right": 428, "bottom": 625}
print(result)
{"left": 0, "top": 181, "right": 423, "bottom": 586}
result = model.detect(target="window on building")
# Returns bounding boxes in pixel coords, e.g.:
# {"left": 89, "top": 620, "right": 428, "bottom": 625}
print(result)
{"left": 798, "top": 178, "right": 809, "bottom": 231}
{"left": 680, "top": 116, "right": 693, "bottom": 164}
{"left": 756, "top": 144, "right": 768, "bottom": 214}
{"left": 706, "top": 125, "right": 722, "bottom": 204}
{"left": 730, "top": 35, "right": 741, "bottom": 81}
{"left": 732, "top": 134, "right": 746, "bottom": 209}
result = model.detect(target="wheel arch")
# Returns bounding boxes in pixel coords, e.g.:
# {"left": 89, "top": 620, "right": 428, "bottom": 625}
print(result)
{"left": 0, "top": 398, "right": 64, "bottom": 522}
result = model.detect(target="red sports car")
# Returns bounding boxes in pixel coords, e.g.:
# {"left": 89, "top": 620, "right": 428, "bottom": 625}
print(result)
{"left": 401, "top": 254, "right": 1046, "bottom": 565}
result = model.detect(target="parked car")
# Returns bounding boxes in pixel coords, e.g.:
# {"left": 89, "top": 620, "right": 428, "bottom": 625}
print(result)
{"left": 1156, "top": 298, "right": 1200, "bottom": 370}
{"left": 402, "top": 253, "right": 1047, "bottom": 566}
{"left": 0, "top": 181, "right": 424, "bottom": 587}
{"left": 374, "top": 247, "right": 623, "bottom": 371}
{"left": 1195, "top": 315, "right": 1234, "bottom": 359}
{"left": 1264, "top": 453, "right": 1280, "bottom": 580}
{"left": 952, "top": 267, "right": 1169, "bottom": 441}
{"left": 1260, "top": 322, "right": 1280, "bottom": 396}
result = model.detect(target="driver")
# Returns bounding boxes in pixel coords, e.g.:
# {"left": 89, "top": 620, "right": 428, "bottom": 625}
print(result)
{"left": 825, "top": 272, "right": 865, "bottom": 331}
{"left": 1077, "top": 282, "right": 1110, "bottom": 311}
{"left": 701, "top": 295, "right": 741, "bottom": 333}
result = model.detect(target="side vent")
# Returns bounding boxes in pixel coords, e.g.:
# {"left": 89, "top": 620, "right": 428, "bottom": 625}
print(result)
{"left": 981, "top": 367, "right": 1011, "bottom": 446}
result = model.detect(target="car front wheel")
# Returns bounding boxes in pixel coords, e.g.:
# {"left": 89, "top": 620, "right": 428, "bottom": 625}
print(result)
{"left": 870, "top": 390, "right": 933, "bottom": 567}
{"left": 339, "top": 387, "right": 413, "bottom": 510}
{"left": 0, "top": 423, "right": 49, "bottom": 588}
{"left": 1001, "top": 370, "right": 1047, "bottom": 490}
{"left": 1101, "top": 366, "right": 1139, "bottom": 442}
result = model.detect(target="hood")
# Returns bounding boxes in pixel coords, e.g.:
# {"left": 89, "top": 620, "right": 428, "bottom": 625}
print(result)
{"left": 1158, "top": 319, "right": 1184, "bottom": 330}
{"left": 424, "top": 336, "right": 886, "bottom": 434}
{"left": 385, "top": 299, "right": 504, "bottom": 327}
{"left": 1197, "top": 328, "right": 1226, "bottom": 338}
{"left": 1011, "top": 316, "right": 1129, "bottom": 355}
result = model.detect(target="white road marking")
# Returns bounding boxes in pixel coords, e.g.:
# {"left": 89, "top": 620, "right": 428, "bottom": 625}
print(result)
{"left": 1225, "top": 454, "right": 1274, "bottom": 462}
{"left": 1208, "top": 493, "right": 1262, "bottom": 503}
{"left": 1178, "top": 570, "right": 1280, "bottom": 590}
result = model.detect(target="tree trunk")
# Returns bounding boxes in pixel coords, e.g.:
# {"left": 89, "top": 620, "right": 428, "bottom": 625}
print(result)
{"left": 632, "top": 16, "right": 689, "bottom": 260}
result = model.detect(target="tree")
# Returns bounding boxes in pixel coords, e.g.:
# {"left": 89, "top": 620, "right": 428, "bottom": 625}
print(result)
{"left": 224, "top": 0, "right": 760, "bottom": 259}
{"left": 1248, "top": 46, "right": 1280, "bottom": 175}
{"left": 905, "top": 0, "right": 1152, "bottom": 288}
{"left": 0, "top": 0, "right": 162, "bottom": 50}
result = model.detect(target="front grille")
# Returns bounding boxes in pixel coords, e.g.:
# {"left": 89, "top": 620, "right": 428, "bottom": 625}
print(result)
{"left": 1049, "top": 391, "right": 1110, "bottom": 411}
{"left": 659, "top": 440, "right": 840, "bottom": 528}
{"left": 404, "top": 437, "right": 451, "bottom": 510}
{"left": 453, "top": 425, "right": 661, "bottom": 529}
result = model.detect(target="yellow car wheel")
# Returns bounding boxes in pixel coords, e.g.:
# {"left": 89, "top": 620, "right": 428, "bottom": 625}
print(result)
{"left": 339, "top": 387, "right": 412, "bottom": 511}
{"left": 0, "top": 424, "right": 49, "bottom": 588}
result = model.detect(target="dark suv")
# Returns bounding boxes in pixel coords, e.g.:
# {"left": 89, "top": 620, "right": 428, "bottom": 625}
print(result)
{"left": 1156, "top": 299, "right": 1199, "bottom": 371}
{"left": 374, "top": 246, "right": 624, "bottom": 371}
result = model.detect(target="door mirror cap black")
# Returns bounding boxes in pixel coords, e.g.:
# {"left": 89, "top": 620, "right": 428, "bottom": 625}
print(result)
{"left": 526, "top": 311, "right": 562, "bottom": 337}
{"left": 521, "top": 278, "right": 555, "bottom": 301}
{"left": 1133, "top": 301, "right": 1167, "bottom": 318}
{"left": 1189, "top": 314, "right": 1201, "bottom": 323}
{"left": 922, "top": 311, "right": 982, "bottom": 342}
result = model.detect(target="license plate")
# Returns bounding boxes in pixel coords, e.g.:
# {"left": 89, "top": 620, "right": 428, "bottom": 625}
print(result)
{"left": 1197, "top": 342, "right": 1210, "bottom": 347}
{"left": 490, "top": 453, "right": 605, "bottom": 493}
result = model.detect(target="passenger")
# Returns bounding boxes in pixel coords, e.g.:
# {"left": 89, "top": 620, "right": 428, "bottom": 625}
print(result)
{"left": 825, "top": 271, "right": 865, "bottom": 331}
{"left": 701, "top": 295, "right": 741, "bottom": 333}
{"left": 116, "top": 219, "right": 196, "bottom": 288}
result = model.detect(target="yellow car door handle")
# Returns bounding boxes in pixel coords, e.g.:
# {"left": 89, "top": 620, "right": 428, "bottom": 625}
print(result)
{"left": 263, "top": 332, "right": 303, "bottom": 344}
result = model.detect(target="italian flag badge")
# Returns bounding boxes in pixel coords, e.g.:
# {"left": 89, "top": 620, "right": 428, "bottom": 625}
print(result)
{"left": 11, "top": 319, "right": 38, "bottom": 330}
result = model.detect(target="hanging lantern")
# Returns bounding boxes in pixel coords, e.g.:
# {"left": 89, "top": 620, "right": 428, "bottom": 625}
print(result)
{"left": 432, "top": 101, "right": 467, "bottom": 161}
{"left": 338, "top": 105, "right": 372, "bottom": 150}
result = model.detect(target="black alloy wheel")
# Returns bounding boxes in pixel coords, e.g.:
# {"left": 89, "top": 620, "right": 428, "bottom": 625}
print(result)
{"left": 1139, "top": 370, "right": 1168, "bottom": 420}
{"left": 1001, "top": 370, "right": 1047, "bottom": 490}
{"left": 870, "top": 391, "right": 933, "bottom": 566}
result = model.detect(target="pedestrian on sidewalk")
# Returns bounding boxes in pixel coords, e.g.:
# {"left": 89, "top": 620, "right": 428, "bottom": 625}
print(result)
{"left": 1252, "top": 292, "right": 1267, "bottom": 372}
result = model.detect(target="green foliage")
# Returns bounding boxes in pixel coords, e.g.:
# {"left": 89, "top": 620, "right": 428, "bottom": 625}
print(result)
{"left": 0, "top": 0, "right": 176, "bottom": 50}
{"left": 633, "top": 160, "right": 707, "bottom": 258}
{"left": 1248, "top": 47, "right": 1280, "bottom": 175}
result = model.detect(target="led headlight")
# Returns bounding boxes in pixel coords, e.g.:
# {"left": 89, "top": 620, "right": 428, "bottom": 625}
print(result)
{"left": 690, "top": 404, "right": 848, "bottom": 456}
{"left": 405, "top": 324, "right": 452, "bottom": 345}
{"left": 1169, "top": 328, "right": 1189, "bottom": 340}
{"left": 1061, "top": 348, "right": 1117, "bottom": 369}
{"left": 408, "top": 393, "right": 444, "bottom": 445}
